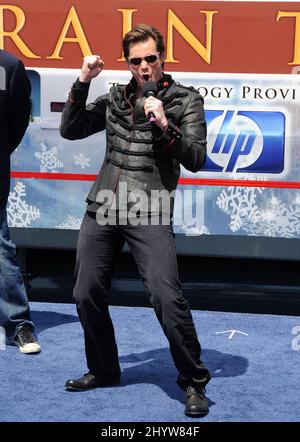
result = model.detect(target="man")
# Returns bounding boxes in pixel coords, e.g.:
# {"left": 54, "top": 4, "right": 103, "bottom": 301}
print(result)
{"left": 60, "top": 24, "right": 211, "bottom": 417}
{"left": 0, "top": 49, "right": 41, "bottom": 354}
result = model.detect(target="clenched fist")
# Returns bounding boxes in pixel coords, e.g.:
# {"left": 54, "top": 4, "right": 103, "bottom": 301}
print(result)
{"left": 79, "top": 55, "right": 104, "bottom": 83}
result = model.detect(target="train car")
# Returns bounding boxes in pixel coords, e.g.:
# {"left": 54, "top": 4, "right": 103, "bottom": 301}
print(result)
{"left": 2, "top": 0, "right": 300, "bottom": 259}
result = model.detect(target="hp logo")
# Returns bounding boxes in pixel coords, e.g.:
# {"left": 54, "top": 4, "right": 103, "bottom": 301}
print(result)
{"left": 203, "top": 110, "right": 285, "bottom": 173}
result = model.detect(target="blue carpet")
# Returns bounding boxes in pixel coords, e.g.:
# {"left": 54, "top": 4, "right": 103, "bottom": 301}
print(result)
{"left": 0, "top": 302, "right": 299, "bottom": 422}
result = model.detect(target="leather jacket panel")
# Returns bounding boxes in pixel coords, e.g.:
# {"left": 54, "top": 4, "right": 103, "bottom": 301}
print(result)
{"left": 60, "top": 74, "right": 207, "bottom": 214}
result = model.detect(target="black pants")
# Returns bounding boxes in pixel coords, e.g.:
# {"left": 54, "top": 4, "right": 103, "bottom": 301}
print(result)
{"left": 73, "top": 212, "right": 211, "bottom": 387}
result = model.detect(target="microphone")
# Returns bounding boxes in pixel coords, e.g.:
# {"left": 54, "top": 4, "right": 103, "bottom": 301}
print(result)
{"left": 142, "top": 81, "right": 158, "bottom": 123}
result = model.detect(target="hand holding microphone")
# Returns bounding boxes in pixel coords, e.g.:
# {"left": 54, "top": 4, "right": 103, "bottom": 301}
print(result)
{"left": 142, "top": 81, "right": 158, "bottom": 122}
{"left": 143, "top": 81, "right": 168, "bottom": 131}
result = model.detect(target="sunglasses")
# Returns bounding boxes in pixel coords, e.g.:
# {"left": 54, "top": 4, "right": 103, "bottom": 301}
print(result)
{"left": 128, "top": 55, "right": 158, "bottom": 66}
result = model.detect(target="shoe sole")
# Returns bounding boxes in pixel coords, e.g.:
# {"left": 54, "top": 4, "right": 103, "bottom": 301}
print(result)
{"left": 65, "top": 379, "right": 120, "bottom": 391}
{"left": 19, "top": 348, "right": 41, "bottom": 354}
{"left": 15, "top": 343, "right": 41, "bottom": 354}
{"left": 185, "top": 410, "right": 209, "bottom": 417}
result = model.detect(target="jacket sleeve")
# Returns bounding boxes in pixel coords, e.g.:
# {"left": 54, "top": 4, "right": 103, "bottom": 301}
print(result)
{"left": 60, "top": 79, "right": 108, "bottom": 140}
{"left": 154, "top": 93, "right": 207, "bottom": 172}
{"left": 8, "top": 60, "right": 31, "bottom": 153}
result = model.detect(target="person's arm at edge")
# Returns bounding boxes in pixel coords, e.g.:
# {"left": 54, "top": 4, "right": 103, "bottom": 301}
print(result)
{"left": 8, "top": 60, "right": 31, "bottom": 153}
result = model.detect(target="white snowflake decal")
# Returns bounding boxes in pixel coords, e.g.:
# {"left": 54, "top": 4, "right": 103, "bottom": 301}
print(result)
{"left": 217, "top": 186, "right": 263, "bottom": 232}
{"left": 216, "top": 176, "right": 300, "bottom": 237}
{"left": 74, "top": 153, "right": 91, "bottom": 169}
{"left": 257, "top": 196, "right": 300, "bottom": 237}
{"left": 35, "top": 143, "right": 64, "bottom": 173}
{"left": 7, "top": 182, "right": 40, "bottom": 227}
{"left": 56, "top": 215, "right": 82, "bottom": 230}
{"left": 180, "top": 224, "right": 210, "bottom": 236}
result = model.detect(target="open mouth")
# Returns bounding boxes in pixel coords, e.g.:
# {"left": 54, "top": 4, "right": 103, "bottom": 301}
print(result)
{"left": 142, "top": 74, "right": 150, "bottom": 82}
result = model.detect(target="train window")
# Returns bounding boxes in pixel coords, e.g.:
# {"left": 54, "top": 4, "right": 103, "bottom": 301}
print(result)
{"left": 26, "top": 70, "right": 40, "bottom": 121}
{"left": 50, "top": 102, "right": 65, "bottom": 112}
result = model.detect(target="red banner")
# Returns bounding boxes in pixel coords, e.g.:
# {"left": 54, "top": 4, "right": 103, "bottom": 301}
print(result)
{"left": 1, "top": 0, "right": 299, "bottom": 73}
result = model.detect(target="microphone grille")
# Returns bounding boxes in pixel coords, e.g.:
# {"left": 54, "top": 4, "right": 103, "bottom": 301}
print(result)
{"left": 142, "top": 81, "right": 158, "bottom": 97}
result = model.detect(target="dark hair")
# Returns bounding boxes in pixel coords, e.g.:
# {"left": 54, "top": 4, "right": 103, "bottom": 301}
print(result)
{"left": 122, "top": 24, "right": 165, "bottom": 59}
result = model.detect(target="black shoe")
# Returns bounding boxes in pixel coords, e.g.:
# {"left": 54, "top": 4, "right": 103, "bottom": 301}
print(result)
{"left": 14, "top": 325, "right": 41, "bottom": 354}
{"left": 185, "top": 380, "right": 209, "bottom": 417}
{"left": 65, "top": 372, "right": 120, "bottom": 391}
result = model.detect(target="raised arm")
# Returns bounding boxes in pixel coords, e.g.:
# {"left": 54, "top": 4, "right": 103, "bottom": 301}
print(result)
{"left": 60, "top": 55, "right": 108, "bottom": 140}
